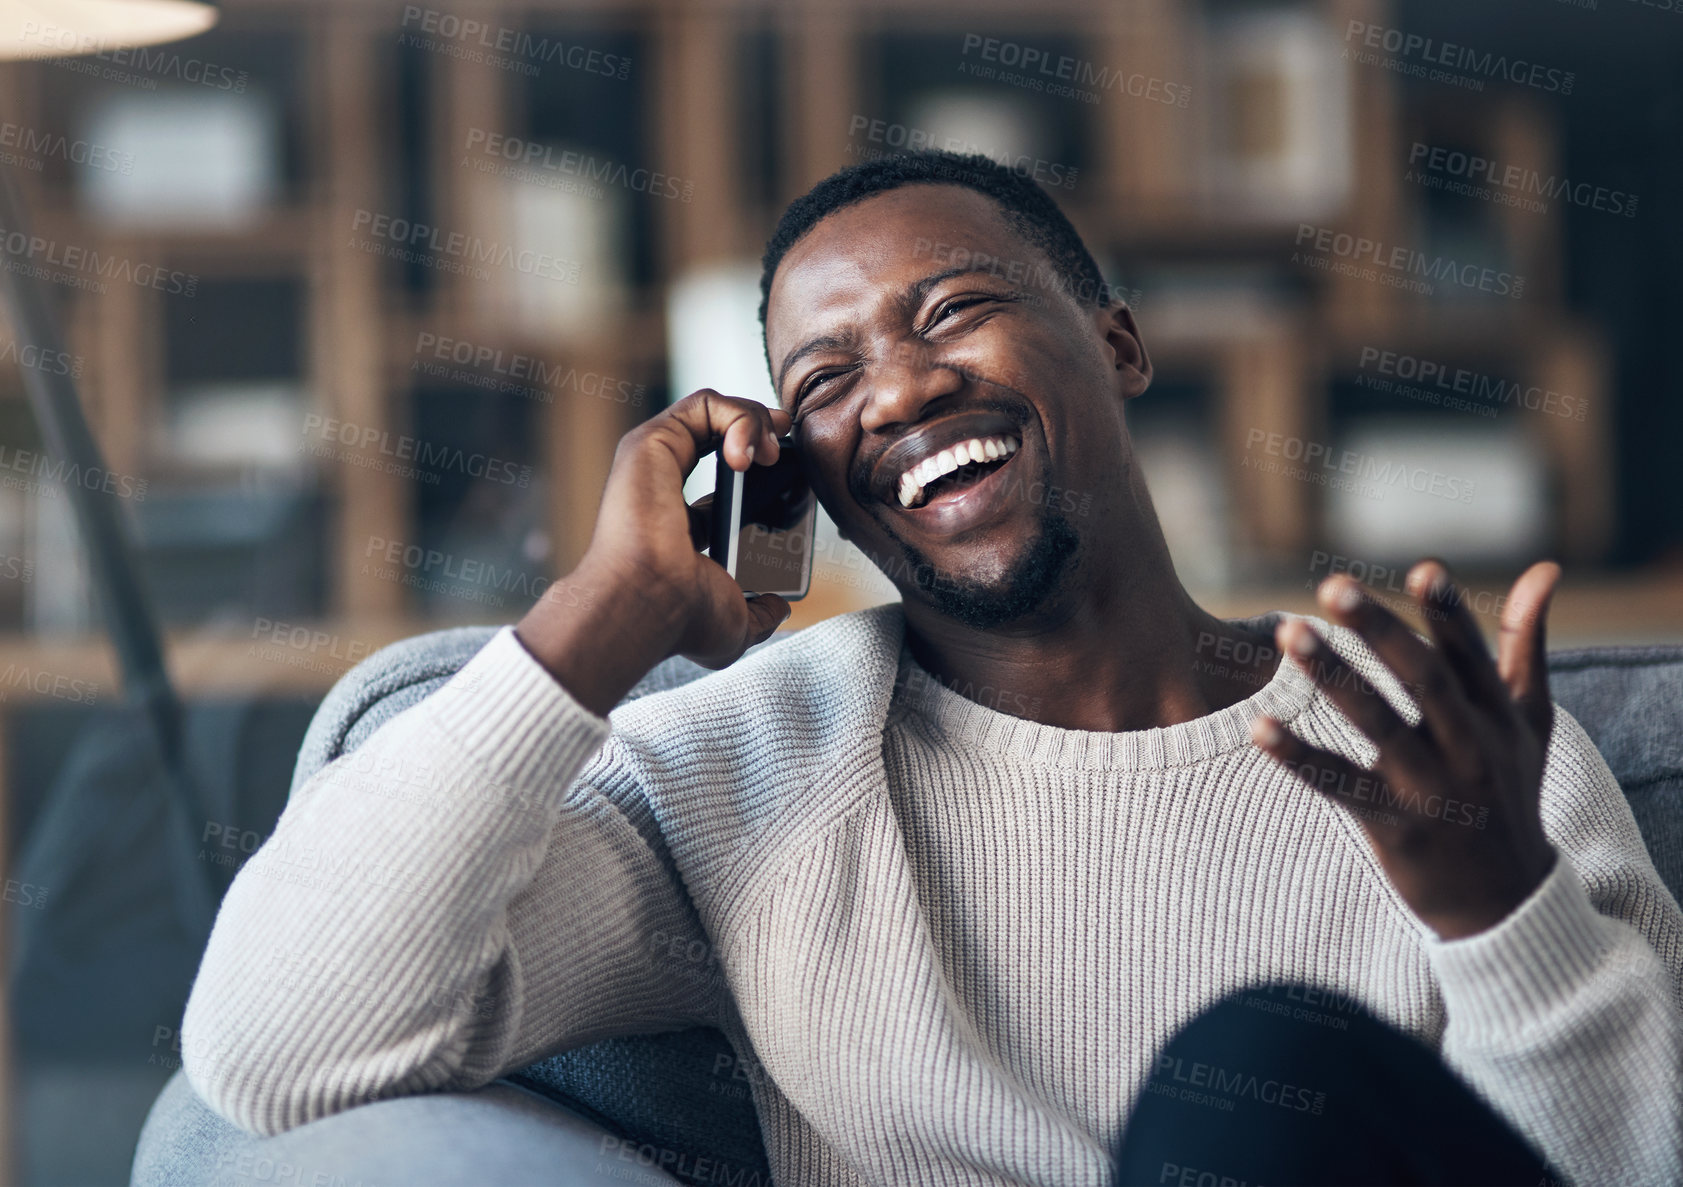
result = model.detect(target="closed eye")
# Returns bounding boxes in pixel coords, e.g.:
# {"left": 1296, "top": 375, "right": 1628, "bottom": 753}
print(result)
{"left": 922, "top": 292, "right": 1015, "bottom": 333}
{"left": 794, "top": 364, "right": 857, "bottom": 410}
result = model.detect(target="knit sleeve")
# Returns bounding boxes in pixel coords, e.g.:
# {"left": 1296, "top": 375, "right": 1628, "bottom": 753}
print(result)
{"left": 181, "top": 627, "right": 725, "bottom": 1137}
{"left": 1426, "top": 705, "right": 1683, "bottom": 1187}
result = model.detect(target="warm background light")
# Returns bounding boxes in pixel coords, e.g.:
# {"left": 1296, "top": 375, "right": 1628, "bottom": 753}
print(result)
{"left": 0, "top": 0, "right": 214, "bottom": 61}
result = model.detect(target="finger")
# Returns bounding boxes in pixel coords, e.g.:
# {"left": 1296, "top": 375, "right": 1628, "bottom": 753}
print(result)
{"left": 763, "top": 408, "right": 793, "bottom": 458}
{"left": 1250, "top": 716, "right": 1405, "bottom": 833}
{"left": 1315, "top": 574, "right": 1480, "bottom": 762}
{"left": 654, "top": 389, "right": 781, "bottom": 477}
{"left": 686, "top": 495, "right": 713, "bottom": 552}
{"left": 731, "top": 406, "right": 796, "bottom": 469}
{"left": 1405, "top": 559, "right": 1509, "bottom": 713}
{"left": 1276, "top": 619, "right": 1434, "bottom": 780}
{"left": 685, "top": 566, "right": 789, "bottom": 670}
{"left": 1496, "top": 561, "right": 1561, "bottom": 740}
{"left": 744, "top": 593, "right": 791, "bottom": 645}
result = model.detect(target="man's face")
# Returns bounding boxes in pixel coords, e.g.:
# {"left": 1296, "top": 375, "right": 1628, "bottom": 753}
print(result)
{"left": 764, "top": 184, "right": 1151, "bottom": 629}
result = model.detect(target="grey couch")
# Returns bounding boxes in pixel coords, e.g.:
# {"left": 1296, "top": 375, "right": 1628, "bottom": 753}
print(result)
{"left": 132, "top": 628, "right": 1683, "bottom": 1186}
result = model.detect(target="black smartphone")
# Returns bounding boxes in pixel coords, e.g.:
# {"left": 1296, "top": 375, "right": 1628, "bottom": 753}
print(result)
{"left": 708, "top": 434, "right": 817, "bottom": 599}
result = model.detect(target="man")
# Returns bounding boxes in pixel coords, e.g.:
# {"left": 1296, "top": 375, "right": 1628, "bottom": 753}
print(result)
{"left": 185, "top": 152, "right": 1682, "bottom": 1185}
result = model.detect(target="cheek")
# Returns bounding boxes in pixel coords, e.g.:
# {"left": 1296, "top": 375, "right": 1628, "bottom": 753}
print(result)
{"left": 796, "top": 422, "right": 859, "bottom": 507}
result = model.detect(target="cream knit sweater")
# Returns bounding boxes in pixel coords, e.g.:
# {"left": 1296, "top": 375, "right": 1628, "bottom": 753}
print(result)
{"left": 183, "top": 604, "right": 1683, "bottom": 1186}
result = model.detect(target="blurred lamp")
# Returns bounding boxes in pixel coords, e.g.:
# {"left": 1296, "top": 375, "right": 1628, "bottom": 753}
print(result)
{"left": 0, "top": 0, "right": 215, "bottom": 59}
{"left": 0, "top": 0, "right": 221, "bottom": 940}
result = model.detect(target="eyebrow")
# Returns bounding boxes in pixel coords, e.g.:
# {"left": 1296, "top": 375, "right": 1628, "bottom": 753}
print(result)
{"left": 773, "top": 265, "right": 1010, "bottom": 398}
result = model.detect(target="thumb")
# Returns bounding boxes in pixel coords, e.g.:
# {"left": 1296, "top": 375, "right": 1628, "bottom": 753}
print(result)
{"left": 744, "top": 593, "right": 792, "bottom": 645}
{"left": 1498, "top": 560, "right": 1561, "bottom": 740}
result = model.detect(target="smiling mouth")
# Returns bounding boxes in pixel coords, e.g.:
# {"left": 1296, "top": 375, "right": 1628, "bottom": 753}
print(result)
{"left": 896, "top": 434, "right": 1020, "bottom": 508}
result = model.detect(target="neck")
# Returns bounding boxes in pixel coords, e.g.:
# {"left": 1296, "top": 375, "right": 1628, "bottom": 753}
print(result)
{"left": 900, "top": 503, "right": 1281, "bottom": 734}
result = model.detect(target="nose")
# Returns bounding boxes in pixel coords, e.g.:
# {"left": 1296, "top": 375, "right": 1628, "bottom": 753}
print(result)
{"left": 857, "top": 339, "right": 964, "bottom": 435}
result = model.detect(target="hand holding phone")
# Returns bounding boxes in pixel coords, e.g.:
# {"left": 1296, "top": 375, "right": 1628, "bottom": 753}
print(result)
{"left": 708, "top": 434, "right": 817, "bottom": 600}
{"left": 514, "top": 390, "right": 793, "bottom": 713}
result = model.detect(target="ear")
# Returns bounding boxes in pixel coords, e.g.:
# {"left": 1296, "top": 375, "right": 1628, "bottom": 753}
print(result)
{"left": 1098, "top": 303, "right": 1152, "bottom": 400}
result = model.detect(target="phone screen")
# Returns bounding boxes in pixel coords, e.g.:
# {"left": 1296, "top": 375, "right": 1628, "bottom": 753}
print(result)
{"left": 713, "top": 440, "right": 817, "bottom": 599}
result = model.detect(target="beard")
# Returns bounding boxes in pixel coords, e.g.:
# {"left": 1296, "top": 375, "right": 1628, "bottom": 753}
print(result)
{"left": 845, "top": 389, "right": 1082, "bottom": 629}
{"left": 888, "top": 503, "right": 1082, "bottom": 631}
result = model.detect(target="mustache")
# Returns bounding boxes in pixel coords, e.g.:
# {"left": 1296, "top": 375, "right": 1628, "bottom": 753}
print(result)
{"left": 844, "top": 385, "right": 1030, "bottom": 507}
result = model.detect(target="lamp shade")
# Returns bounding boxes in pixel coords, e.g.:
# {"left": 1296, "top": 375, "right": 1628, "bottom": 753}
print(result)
{"left": 0, "top": 0, "right": 216, "bottom": 61}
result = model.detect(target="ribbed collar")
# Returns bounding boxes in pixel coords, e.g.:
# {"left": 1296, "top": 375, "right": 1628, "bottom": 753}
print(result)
{"left": 889, "top": 611, "right": 1325, "bottom": 771}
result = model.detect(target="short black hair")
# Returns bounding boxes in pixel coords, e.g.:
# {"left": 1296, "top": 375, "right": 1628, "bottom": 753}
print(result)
{"left": 757, "top": 149, "right": 1113, "bottom": 335}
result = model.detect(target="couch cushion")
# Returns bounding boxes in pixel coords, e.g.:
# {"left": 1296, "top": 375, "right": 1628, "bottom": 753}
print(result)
{"left": 1549, "top": 646, "right": 1683, "bottom": 902}
{"left": 284, "top": 631, "right": 1683, "bottom": 1184}
{"left": 289, "top": 627, "right": 771, "bottom": 1185}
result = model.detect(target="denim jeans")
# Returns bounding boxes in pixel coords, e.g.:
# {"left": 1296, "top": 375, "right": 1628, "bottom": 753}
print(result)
{"left": 1114, "top": 985, "right": 1557, "bottom": 1187}
{"left": 136, "top": 984, "right": 1558, "bottom": 1187}
{"left": 130, "top": 1070, "right": 684, "bottom": 1187}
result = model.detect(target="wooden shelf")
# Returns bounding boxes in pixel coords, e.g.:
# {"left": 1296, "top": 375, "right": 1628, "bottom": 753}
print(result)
{"left": 0, "top": 565, "right": 1675, "bottom": 711}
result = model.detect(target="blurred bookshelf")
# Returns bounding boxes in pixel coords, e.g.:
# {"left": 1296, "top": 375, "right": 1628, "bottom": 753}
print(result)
{"left": 0, "top": 0, "right": 1672, "bottom": 716}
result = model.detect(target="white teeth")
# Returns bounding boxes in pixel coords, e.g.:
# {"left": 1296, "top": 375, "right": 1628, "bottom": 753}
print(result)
{"left": 895, "top": 434, "right": 1020, "bottom": 509}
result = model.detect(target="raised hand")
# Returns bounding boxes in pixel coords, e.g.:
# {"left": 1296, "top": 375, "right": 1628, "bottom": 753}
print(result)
{"left": 1249, "top": 560, "right": 1563, "bottom": 940}
{"left": 516, "top": 390, "right": 794, "bottom": 715}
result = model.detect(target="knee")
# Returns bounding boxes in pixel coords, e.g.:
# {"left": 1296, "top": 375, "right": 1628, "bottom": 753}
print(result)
{"left": 132, "top": 1069, "right": 257, "bottom": 1186}
{"left": 1160, "top": 982, "right": 1430, "bottom": 1088}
